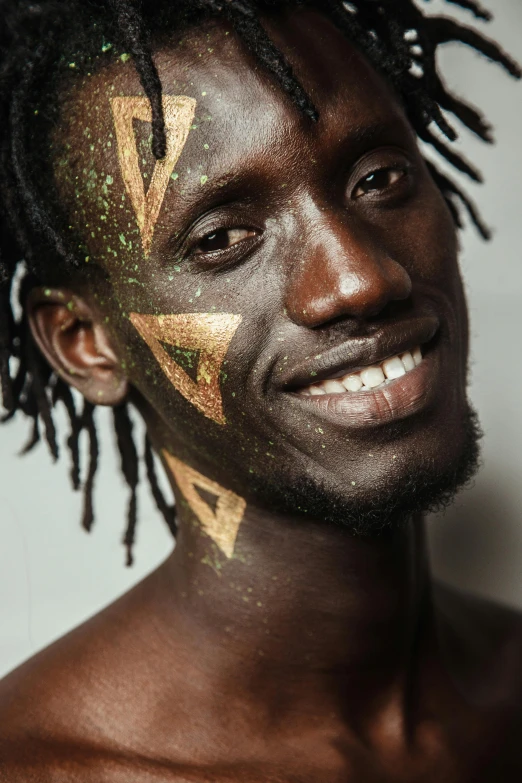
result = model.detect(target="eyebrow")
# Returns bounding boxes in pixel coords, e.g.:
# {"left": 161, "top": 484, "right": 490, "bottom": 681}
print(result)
{"left": 159, "top": 170, "right": 268, "bottom": 254}
{"left": 160, "top": 114, "right": 413, "bottom": 244}
{"left": 164, "top": 169, "right": 272, "bottom": 226}
{"left": 350, "top": 116, "right": 413, "bottom": 147}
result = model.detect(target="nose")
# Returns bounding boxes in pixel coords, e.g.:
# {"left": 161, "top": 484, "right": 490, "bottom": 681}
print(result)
{"left": 285, "top": 215, "right": 412, "bottom": 328}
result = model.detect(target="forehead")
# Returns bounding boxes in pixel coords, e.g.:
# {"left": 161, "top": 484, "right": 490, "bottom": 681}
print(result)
{"left": 53, "top": 9, "right": 410, "bottom": 269}
{"left": 61, "top": 11, "right": 404, "bottom": 141}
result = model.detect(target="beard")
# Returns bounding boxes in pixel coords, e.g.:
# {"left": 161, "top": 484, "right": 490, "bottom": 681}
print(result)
{"left": 247, "top": 402, "right": 482, "bottom": 537}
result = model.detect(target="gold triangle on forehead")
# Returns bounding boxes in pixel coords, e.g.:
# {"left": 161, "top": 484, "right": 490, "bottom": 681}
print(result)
{"left": 130, "top": 312, "right": 242, "bottom": 425}
{"left": 111, "top": 95, "right": 197, "bottom": 256}
{"left": 163, "top": 451, "right": 246, "bottom": 558}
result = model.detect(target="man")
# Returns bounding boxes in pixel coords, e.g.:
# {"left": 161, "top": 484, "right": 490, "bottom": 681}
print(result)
{"left": 0, "top": 0, "right": 521, "bottom": 779}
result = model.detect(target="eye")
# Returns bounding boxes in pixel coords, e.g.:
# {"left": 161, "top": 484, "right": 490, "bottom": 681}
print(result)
{"left": 194, "top": 227, "right": 256, "bottom": 254}
{"left": 352, "top": 166, "right": 407, "bottom": 199}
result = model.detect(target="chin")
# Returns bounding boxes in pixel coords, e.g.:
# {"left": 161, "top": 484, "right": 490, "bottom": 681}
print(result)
{"left": 247, "top": 402, "right": 482, "bottom": 536}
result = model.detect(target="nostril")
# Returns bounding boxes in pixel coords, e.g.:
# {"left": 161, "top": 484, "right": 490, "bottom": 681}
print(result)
{"left": 285, "top": 238, "right": 412, "bottom": 328}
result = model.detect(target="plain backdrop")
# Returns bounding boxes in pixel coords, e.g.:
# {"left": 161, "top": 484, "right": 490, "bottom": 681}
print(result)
{"left": 1, "top": 0, "right": 522, "bottom": 679}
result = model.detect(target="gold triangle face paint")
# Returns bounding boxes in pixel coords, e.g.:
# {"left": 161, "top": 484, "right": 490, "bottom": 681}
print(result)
{"left": 111, "top": 95, "right": 197, "bottom": 256}
{"left": 163, "top": 452, "right": 246, "bottom": 558}
{"left": 130, "top": 312, "right": 242, "bottom": 425}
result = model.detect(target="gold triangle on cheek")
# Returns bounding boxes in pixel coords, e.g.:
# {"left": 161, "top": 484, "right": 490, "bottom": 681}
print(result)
{"left": 163, "top": 451, "right": 246, "bottom": 558}
{"left": 130, "top": 312, "right": 242, "bottom": 425}
{"left": 111, "top": 95, "right": 197, "bottom": 256}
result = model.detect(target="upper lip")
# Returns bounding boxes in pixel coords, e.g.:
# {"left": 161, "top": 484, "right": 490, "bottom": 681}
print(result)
{"left": 278, "top": 316, "right": 440, "bottom": 390}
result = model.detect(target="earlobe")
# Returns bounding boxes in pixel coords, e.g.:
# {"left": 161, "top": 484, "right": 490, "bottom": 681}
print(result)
{"left": 27, "top": 287, "right": 128, "bottom": 406}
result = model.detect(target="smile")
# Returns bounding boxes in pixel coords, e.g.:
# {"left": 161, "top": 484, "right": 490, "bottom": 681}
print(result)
{"left": 297, "top": 347, "right": 423, "bottom": 396}
{"left": 280, "top": 316, "right": 442, "bottom": 428}
{"left": 289, "top": 350, "right": 438, "bottom": 428}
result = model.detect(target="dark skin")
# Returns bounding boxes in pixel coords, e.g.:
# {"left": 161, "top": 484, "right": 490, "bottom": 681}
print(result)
{"left": 1, "top": 9, "right": 522, "bottom": 782}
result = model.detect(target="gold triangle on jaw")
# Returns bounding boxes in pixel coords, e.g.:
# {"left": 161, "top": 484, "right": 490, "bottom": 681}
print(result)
{"left": 130, "top": 312, "right": 242, "bottom": 425}
{"left": 163, "top": 451, "right": 246, "bottom": 558}
{"left": 111, "top": 95, "right": 197, "bottom": 256}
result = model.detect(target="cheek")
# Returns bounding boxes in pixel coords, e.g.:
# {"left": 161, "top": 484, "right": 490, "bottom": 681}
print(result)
{"left": 406, "top": 183, "right": 460, "bottom": 285}
{"left": 104, "top": 266, "right": 270, "bottom": 473}
{"left": 426, "top": 214, "right": 460, "bottom": 286}
{"left": 129, "top": 311, "right": 242, "bottom": 426}
{"left": 362, "top": 177, "right": 460, "bottom": 287}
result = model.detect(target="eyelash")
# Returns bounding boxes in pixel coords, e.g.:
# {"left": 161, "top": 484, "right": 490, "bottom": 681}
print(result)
{"left": 186, "top": 225, "right": 260, "bottom": 270}
{"left": 351, "top": 164, "right": 410, "bottom": 199}
{"left": 193, "top": 227, "right": 257, "bottom": 255}
{"left": 186, "top": 157, "right": 414, "bottom": 260}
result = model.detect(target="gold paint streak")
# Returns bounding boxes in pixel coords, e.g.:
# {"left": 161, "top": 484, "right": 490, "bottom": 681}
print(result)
{"left": 130, "top": 312, "right": 242, "bottom": 425}
{"left": 111, "top": 95, "right": 197, "bottom": 256}
{"left": 163, "top": 451, "right": 246, "bottom": 558}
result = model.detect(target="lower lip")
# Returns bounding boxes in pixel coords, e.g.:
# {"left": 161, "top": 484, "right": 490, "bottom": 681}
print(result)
{"left": 288, "top": 350, "right": 440, "bottom": 429}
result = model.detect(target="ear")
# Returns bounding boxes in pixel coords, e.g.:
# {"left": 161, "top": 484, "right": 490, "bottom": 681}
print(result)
{"left": 27, "top": 287, "right": 128, "bottom": 406}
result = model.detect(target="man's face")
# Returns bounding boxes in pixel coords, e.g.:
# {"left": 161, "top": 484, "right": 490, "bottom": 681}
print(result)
{"left": 54, "top": 10, "right": 474, "bottom": 528}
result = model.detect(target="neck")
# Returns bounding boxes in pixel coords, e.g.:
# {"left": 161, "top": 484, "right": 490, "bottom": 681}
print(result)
{"left": 157, "top": 501, "right": 432, "bottom": 727}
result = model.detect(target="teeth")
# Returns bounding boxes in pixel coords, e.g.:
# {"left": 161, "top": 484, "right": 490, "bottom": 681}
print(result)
{"left": 382, "top": 356, "right": 406, "bottom": 380}
{"left": 400, "top": 351, "right": 415, "bottom": 372}
{"left": 322, "top": 379, "right": 347, "bottom": 394}
{"left": 299, "top": 345, "right": 423, "bottom": 397}
{"left": 360, "top": 366, "right": 385, "bottom": 389}
{"left": 342, "top": 375, "right": 363, "bottom": 392}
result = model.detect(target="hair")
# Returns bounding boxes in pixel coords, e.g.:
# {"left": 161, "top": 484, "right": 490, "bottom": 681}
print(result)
{"left": 0, "top": 0, "right": 519, "bottom": 564}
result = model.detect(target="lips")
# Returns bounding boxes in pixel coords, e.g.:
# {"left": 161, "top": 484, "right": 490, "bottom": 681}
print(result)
{"left": 298, "top": 346, "right": 423, "bottom": 396}
{"left": 273, "top": 315, "right": 441, "bottom": 428}
{"left": 278, "top": 316, "right": 439, "bottom": 391}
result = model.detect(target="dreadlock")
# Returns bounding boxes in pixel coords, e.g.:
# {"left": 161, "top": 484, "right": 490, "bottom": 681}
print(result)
{"left": 0, "top": 0, "right": 519, "bottom": 564}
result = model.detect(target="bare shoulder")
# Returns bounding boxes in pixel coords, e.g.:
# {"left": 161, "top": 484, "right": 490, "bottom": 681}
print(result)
{"left": 433, "top": 580, "right": 522, "bottom": 706}
{"left": 0, "top": 566, "right": 191, "bottom": 782}
{"left": 433, "top": 580, "right": 522, "bottom": 649}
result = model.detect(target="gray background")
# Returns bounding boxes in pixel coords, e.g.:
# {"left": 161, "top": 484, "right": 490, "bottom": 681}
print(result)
{"left": 1, "top": 0, "right": 521, "bottom": 678}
